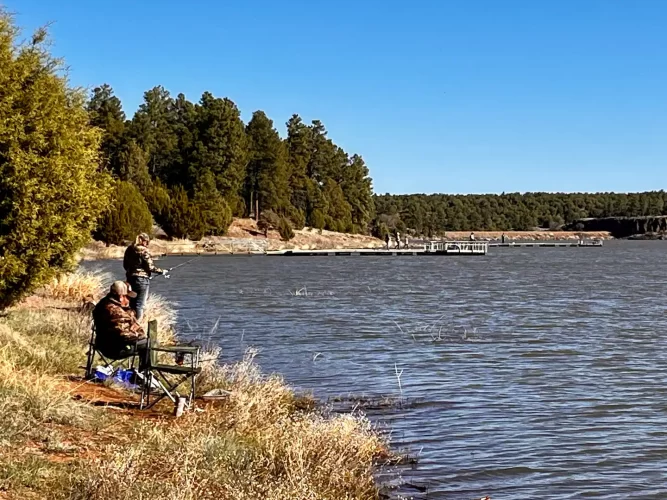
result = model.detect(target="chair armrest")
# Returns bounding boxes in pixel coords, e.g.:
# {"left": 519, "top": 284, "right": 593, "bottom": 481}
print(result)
{"left": 151, "top": 345, "right": 200, "bottom": 354}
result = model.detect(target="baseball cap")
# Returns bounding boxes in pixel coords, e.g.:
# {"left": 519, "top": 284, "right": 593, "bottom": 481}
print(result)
{"left": 110, "top": 280, "right": 137, "bottom": 298}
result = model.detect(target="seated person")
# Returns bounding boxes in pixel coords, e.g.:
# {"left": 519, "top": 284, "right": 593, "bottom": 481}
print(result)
{"left": 93, "top": 281, "right": 147, "bottom": 363}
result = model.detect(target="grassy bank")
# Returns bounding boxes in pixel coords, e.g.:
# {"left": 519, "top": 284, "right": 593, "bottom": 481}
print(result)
{"left": 0, "top": 271, "right": 388, "bottom": 499}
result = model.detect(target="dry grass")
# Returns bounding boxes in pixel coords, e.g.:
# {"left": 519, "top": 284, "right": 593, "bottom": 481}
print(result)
{"left": 36, "top": 269, "right": 110, "bottom": 302}
{"left": 0, "top": 271, "right": 389, "bottom": 500}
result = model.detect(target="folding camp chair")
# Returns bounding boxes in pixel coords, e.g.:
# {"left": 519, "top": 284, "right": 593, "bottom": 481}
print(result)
{"left": 84, "top": 322, "right": 137, "bottom": 379}
{"left": 140, "top": 320, "right": 201, "bottom": 410}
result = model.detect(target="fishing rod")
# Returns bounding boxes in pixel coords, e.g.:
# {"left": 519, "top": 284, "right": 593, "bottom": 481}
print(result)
{"left": 151, "top": 255, "right": 202, "bottom": 280}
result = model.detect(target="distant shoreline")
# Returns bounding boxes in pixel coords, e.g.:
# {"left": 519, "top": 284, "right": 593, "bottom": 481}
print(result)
{"left": 80, "top": 219, "right": 613, "bottom": 261}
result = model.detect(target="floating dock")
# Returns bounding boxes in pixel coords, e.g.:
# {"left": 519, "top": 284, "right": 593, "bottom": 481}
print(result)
{"left": 159, "top": 240, "right": 604, "bottom": 257}
{"left": 267, "top": 241, "right": 489, "bottom": 257}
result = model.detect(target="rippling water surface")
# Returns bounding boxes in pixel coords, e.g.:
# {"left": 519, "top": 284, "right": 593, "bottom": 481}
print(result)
{"left": 87, "top": 241, "right": 667, "bottom": 499}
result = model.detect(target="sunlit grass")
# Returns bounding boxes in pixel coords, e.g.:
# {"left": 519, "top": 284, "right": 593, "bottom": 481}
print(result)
{"left": 0, "top": 270, "right": 388, "bottom": 499}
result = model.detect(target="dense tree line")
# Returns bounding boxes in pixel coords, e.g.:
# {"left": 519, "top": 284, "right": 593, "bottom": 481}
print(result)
{"left": 88, "top": 88, "right": 667, "bottom": 243}
{"left": 89, "top": 85, "right": 375, "bottom": 242}
{"left": 373, "top": 192, "right": 667, "bottom": 236}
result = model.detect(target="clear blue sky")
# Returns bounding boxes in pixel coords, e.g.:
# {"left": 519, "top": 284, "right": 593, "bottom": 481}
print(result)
{"left": 9, "top": 0, "right": 667, "bottom": 195}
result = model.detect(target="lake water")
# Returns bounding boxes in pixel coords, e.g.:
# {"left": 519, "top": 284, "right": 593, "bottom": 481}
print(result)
{"left": 85, "top": 241, "right": 667, "bottom": 499}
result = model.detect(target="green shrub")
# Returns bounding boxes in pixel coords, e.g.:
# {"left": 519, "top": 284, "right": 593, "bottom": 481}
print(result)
{"left": 278, "top": 217, "right": 295, "bottom": 241}
{"left": 288, "top": 208, "right": 306, "bottom": 230}
{"left": 309, "top": 209, "right": 325, "bottom": 231}
{"left": 162, "top": 186, "right": 205, "bottom": 240}
{"left": 94, "top": 181, "right": 153, "bottom": 245}
{"left": 143, "top": 181, "right": 171, "bottom": 226}
{"left": 193, "top": 171, "right": 232, "bottom": 236}
{"left": 0, "top": 15, "right": 111, "bottom": 309}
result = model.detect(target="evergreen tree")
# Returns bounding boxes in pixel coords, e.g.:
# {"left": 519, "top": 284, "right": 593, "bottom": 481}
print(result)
{"left": 278, "top": 217, "right": 295, "bottom": 241}
{"left": 245, "top": 111, "right": 290, "bottom": 217}
{"left": 193, "top": 170, "right": 232, "bottom": 235}
{"left": 170, "top": 93, "right": 198, "bottom": 189}
{"left": 130, "top": 86, "right": 179, "bottom": 182}
{"left": 323, "top": 178, "right": 353, "bottom": 231}
{"left": 144, "top": 181, "right": 172, "bottom": 227}
{"left": 310, "top": 209, "right": 325, "bottom": 231}
{"left": 162, "top": 186, "right": 205, "bottom": 240}
{"left": 341, "top": 154, "right": 375, "bottom": 231}
{"left": 192, "top": 92, "right": 247, "bottom": 216}
{"left": 285, "top": 114, "right": 311, "bottom": 215}
{"left": 86, "top": 84, "right": 126, "bottom": 175}
{"left": 0, "top": 16, "right": 111, "bottom": 308}
{"left": 95, "top": 181, "right": 153, "bottom": 245}
{"left": 117, "top": 139, "right": 151, "bottom": 190}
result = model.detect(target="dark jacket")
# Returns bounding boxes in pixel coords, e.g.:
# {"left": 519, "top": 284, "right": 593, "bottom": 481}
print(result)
{"left": 93, "top": 294, "right": 145, "bottom": 356}
{"left": 123, "top": 243, "right": 163, "bottom": 279}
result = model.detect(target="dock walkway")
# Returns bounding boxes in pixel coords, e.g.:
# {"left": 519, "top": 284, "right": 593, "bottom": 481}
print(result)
{"left": 267, "top": 241, "right": 488, "bottom": 257}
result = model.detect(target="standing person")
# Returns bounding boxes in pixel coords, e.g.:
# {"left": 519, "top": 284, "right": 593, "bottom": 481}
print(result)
{"left": 395, "top": 230, "right": 401, "bottom": 250}
{"left": 384, "top": 232, "right": 390, "bottom": 250}
{"left": 501, "top": 233, "right": 506, "bottom": 244}
{"left": 123, "top": 233, "right": 164, "bottom": 320}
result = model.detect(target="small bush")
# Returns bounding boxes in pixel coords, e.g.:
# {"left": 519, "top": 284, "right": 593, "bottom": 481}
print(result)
{"left": 278, "top": 217, "right": 295, "bottom": 241}
{"left": 162, "top": 186, "right": 206, "bottom": 240}
{"left": 94, "top": 181, "right": 153, "bottom": 245}
{"left": 289, "top": 208, "right": 306, "bottom": 230}
{"left": 310, "top": 209, "right": 325, "bottom": 231}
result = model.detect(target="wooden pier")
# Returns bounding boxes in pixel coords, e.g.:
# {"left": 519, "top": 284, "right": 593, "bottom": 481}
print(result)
{"left": 157, "top": 240, "right": 604, "bottom": 258}
{"left": 267, "top": 241, "right": 489, "bottom": 257}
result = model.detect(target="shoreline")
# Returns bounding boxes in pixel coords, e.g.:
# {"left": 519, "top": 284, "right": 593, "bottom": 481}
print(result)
{"left": 0, "top": 271, "right": 392, "bottom": 499}
{"left": 80, "top": 218, "right": 613, "bottom": 261}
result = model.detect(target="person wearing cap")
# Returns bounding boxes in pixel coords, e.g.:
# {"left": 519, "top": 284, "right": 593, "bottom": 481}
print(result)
{"left": 123, "top": 233, "right": 164, "bottom": 320}
{"left": 92, "top": 281, "right": 147, "bottom": 363}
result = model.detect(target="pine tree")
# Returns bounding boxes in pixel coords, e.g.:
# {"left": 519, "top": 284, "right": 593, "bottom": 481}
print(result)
{"left": 285, "top": 114, "right": 311, "bottom": 215}
{"left": 162, "top": 186, "right": 205, "bottom": 240}
{"left": 87, "top": 84, "right": 126, "bottom": 175}
{"left": 130, "top": 86, "right": 179, "bottom": 182}
{"left": 192, "top": 92, "right": 248, "bottom": 216}
{"left": 193, "top": 170, "right": 232, "bottom": 235}
{"left": 95, "top": 181, "right": 153, "bottom": 245}
{"left": 341, "top": 154, "right": 375, "bottom": 231}
{"left": 117, "top": 139, "right": 151, "bottom": 190}
{"left": 245, "top": 111, "right": 290, "bottom": 217}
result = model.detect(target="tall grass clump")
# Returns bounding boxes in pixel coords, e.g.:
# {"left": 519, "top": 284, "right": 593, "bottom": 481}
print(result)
{"left": 36, "top": 269, "right": 110, "bottom": 302}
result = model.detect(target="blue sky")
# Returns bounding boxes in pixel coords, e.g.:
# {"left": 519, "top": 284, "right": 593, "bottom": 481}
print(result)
{"left": 9, "top": 0, "right": 667, "bottom": 195}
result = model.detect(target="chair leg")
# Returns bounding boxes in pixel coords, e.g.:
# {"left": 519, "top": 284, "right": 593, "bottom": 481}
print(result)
{"left": 190, "top": 373, "right": 196, "bottom": 410}
{"left": 85, "top": 347, "right": 96, "bottom": 380}
{"left": 140, "top": 371, "right": 150, "bottom": 409}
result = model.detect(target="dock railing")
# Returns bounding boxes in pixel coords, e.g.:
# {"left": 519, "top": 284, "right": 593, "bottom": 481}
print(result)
{"left": 424, "top": 241, "right": 489, "bottom": 254}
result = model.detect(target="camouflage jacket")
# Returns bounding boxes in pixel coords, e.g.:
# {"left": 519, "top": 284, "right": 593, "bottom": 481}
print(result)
{"left": 93, "top": 295, "right": 146, "bottom": 350}
{"left": 123, "top": 243, "right": 163, "bottom": 278}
